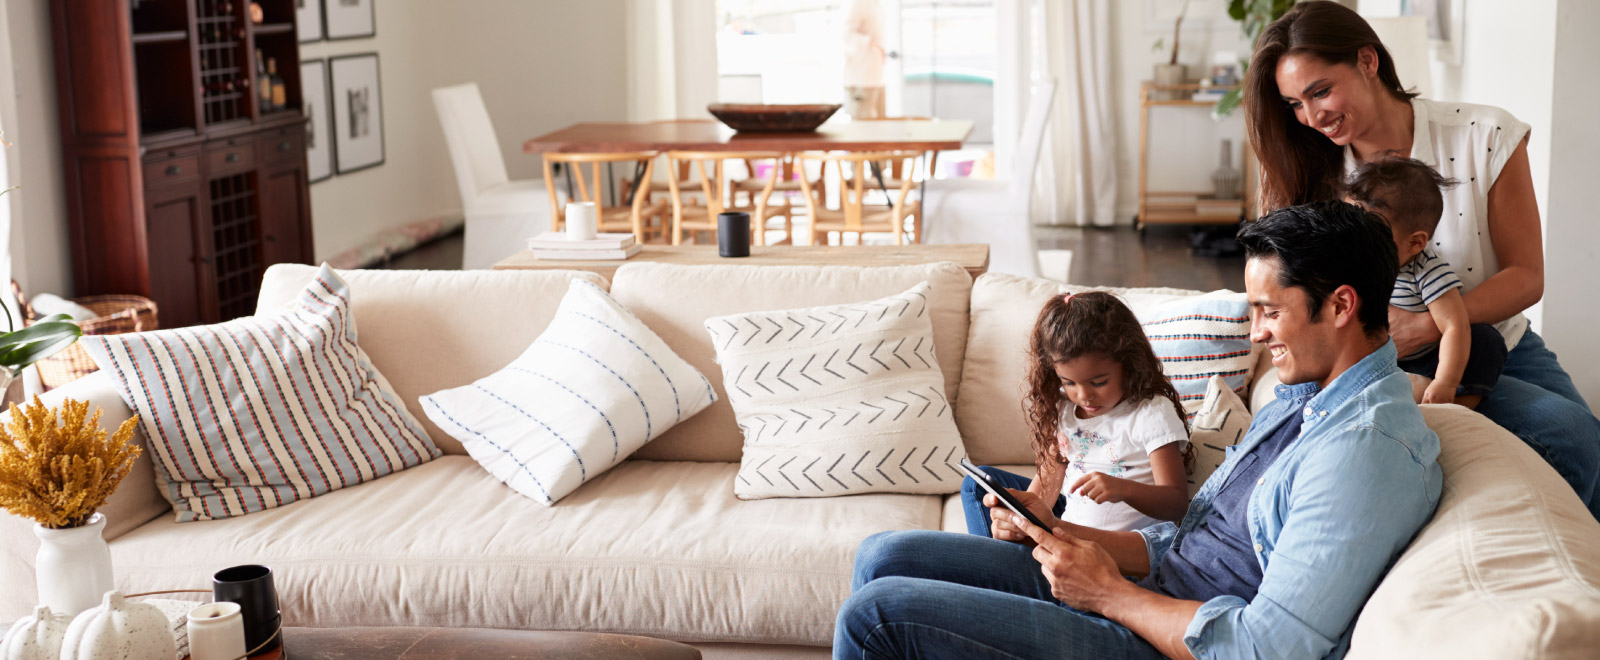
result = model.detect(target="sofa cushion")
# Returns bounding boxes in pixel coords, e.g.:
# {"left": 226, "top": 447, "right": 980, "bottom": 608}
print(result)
{"left": 1348, "top": 406, "right": 1600, "bottom": 657}
{"left": 81, "top": 265, "right": 439, "bottom": 521}
{"left": 958, "top": 273, "right": 1212, "bottom": 465}
{"left": 1188, "top": 376, "right": 1252, "bottom": 497}
{"left": 1136, "top": 295, "right": 1256, "bottom": 418}
{"left": 256, "top": 265, "right": 609, "bottom": 455}
{"left": 706, "top": 283, "right": 966, "bottom": 499}
{"left": 611, "top": 262, "right": 972, "bottom": 463}
{"left": 421, "top": 280, "right": 717, "bottom": 505}
{"left": 106, "top": 456, "right": 942, "bottom": 646}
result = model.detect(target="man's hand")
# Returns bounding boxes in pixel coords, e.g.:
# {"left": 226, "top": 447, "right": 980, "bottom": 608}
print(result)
{"left": 985, "top": 489, "right": 1058, "bottom": 544}
{"left": 1422, "top": 379, "right": 1458, "bottom": 405}
{"left": 1069, "top": 472, "right": 1130, "bottom": 504}
{"left": 1010, "top": 511, "right": 1128, "bottom": 613}
{"left": 1388, "top": 306, "right": 1442, "bottom": 357}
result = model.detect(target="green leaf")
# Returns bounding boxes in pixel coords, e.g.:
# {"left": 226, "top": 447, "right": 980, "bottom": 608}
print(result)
{"left": 0, "top": 321, "right": 81, "bottom": 351}
{"left": 1213, "top": 88, "right": 1245, "bottom": 119}
{"left": 1228, "top": 0, "right": 1247, "bottom": 21}
{"left": 34, "top": 313, "right": 73, "bottom": 325}
{"left": 0, "top": 335, "right": 80, "bottom": 370}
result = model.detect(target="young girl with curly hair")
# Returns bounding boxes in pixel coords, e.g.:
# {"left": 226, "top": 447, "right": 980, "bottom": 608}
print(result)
{"left": 961, "top": 291, "right": 1192, "bottom": 536}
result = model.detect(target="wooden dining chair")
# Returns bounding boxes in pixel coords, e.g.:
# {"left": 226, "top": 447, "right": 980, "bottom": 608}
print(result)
{"left": 796, "top": 150, "right": 924, "bottom": 246}
{"left": 540, "top": 151, "right": 670, "bottom": 243}
{"left": 851, "top": 117, "right": 941, "bottom": 187}
{"left": 663, "top": 151, "right": 784, "bottom": 246}
{"left": 727, "top": 154, "right": 823, "bottom": 245}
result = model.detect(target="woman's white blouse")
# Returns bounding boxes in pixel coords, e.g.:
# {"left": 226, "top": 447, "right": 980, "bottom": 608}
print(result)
{"left": 1344, "top": 97, "right": 1532, "bottom": 349}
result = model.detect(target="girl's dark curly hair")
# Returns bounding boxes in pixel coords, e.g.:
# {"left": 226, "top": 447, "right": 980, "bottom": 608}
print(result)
{"left": 1024, "top": 291, "right": 1191, "bottom": 471}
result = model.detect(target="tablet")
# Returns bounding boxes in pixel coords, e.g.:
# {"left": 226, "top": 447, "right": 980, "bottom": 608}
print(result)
{"left": 958, "top": 459, "right": 1050, "bottom": 531}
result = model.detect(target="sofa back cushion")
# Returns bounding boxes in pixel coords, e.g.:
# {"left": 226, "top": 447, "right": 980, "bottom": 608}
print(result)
{"left": 1348, "top": 406, "right": 1600, "bottom": 657}
{"left": 257, "top": 265, "right": 609, "bottom": 455}
{"left": 958, "top": 273, "right": 1231, "bottom": 465}
{"left": 610, "top": 262, "right": 972, "bottom": 462}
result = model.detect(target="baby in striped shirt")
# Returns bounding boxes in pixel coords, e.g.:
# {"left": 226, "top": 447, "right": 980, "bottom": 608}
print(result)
{"left": 1346, "top": 157, "right": 1506, "bottom": 409}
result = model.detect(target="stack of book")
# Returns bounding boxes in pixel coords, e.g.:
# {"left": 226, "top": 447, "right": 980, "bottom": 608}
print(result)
{"left": 527, "top": 232, "right": 643, "bottom": 260}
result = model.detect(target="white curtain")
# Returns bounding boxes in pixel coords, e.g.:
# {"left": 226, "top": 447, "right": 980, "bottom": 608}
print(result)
{"left": 1018, "top": 0, "right": 1117, "bottom": 227}
{"left": 625, "top": 0, "right": 718, "bottom": 122}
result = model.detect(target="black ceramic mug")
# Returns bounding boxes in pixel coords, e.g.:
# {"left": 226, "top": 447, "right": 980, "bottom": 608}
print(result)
{"left": 213, "top": 564, "right": 281, "bottom": 653}
{"left": 718, "top": 211, "right": 751, "bottom": 258}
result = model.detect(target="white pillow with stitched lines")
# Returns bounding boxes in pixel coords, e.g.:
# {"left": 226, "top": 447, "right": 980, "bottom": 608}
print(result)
{"left": 706, "top": 282, "right": 966, "bottom": 499}
{"left": 420, "top": 279, "right": 717, "bottom": 505}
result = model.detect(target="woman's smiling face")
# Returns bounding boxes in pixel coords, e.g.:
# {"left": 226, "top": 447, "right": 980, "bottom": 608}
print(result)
{"left": 1274, "top": 48, "right": 1382, "bottom": 147}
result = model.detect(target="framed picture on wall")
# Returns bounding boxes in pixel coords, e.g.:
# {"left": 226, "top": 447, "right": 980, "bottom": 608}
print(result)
{"left": 301, "top": 59, "right": 335, "bottom": 182}
{"left": 325, "top": 0, "right": 375, "bottom": 40}
{"left": 330, "top": 53, "right": 384, "bottom": 174}
{"left": 297, "top": 0, "right": 324, "bottom": 42}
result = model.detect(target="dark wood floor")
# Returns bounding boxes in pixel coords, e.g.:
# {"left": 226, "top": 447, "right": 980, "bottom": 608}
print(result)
{"left": 376, "top": 224, "right": 1246, "bottom": 292}
{"left": 1041, "top": 225, "right": 1246, "bottom": 292}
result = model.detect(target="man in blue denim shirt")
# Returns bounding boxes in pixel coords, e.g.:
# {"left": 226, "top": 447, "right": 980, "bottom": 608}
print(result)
{"left": 835, "top": 201, "right": 1443, "bottom": 660}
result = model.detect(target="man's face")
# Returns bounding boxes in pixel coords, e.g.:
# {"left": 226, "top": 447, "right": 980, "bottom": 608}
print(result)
{"left": 1246, "top": 256, "right": 1339, "bottom": 388}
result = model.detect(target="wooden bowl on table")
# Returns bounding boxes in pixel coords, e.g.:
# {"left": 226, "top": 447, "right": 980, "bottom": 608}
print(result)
{"left": 706, "top": 103, "right": 842, "bottom": 133}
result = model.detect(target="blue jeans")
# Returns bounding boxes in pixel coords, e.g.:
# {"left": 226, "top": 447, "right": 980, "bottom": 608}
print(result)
{"left": 834, "top": 530, "right": 1165, "bottom": 660}
{"left": 960, "top": 466, "right": 1066, "bottom": 537}
{"left": 1474, "top": 331, "right": 1600, "bottom": 518}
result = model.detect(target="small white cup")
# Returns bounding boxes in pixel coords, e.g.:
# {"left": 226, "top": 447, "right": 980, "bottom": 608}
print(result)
{"left": 188, "top": 601, "right": 247, "bottom": 660}
{"left": 565, "top": 201, "right": 598, "bottom": 241}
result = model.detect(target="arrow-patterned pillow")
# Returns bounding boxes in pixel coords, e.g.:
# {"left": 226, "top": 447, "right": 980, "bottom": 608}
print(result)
{"left": 705, "top": 282, "right": 967, "bottom": 499}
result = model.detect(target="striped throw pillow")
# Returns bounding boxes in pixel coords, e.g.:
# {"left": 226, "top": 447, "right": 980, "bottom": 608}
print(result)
{"left": 80, "top": 264, "right": 440, "bottom": 522}
{"left": 1136, "top": 294, "right": 1258, "bottom": 420}
{"left": 419, "top": 280, "right": 716, "bottom": 506}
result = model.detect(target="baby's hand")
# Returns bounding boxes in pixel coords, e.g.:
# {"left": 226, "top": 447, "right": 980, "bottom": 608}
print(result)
{"left": 1069, "top": 472, "right": 1128, "bottom": 504}
{"left": 1422, "top": 380, "right": 1458, "bottom": 405}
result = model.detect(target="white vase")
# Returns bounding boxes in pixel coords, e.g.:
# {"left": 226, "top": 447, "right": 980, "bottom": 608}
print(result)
{"left": 33, "top": 512, "right": 114, "bottom": 617}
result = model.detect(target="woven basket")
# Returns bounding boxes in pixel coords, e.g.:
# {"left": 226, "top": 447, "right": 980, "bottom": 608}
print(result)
{"left": 28, "top": 295, "right": 159, "bottom": 391}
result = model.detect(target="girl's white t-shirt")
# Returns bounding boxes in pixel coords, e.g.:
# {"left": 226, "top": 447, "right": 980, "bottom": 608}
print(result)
{"left": 1056, "top": 396, "right": 1188, "bottom": 532}
{"left": 1344, "top": 97, "right": 1532, "bottom": 349}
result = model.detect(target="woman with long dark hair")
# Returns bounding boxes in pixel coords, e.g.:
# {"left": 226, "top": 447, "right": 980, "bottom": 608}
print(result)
{"left": 1243, "top": 1, "right": 1600, "bottom": 518}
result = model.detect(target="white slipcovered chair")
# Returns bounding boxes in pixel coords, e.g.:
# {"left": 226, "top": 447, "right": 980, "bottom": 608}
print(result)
{"left": 432, "top": 83, "right": 550, "bottom": 269}
{"left": 922, "top": 80, "right": 1057, "bottom": 278}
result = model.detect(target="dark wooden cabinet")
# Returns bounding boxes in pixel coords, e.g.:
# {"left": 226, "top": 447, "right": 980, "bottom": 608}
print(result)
{"left": 53, "top": 0, "right": 313, "bottom": 327}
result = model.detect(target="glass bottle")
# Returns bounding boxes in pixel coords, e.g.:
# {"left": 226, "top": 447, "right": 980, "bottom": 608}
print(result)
{"left": 267, "top": 58, "right": 287, "bottom": 111}
{"left": 255, "top": 49, "right": 271, "bottom": 112}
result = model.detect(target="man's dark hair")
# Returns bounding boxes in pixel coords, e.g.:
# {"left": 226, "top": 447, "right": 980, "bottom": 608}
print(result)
{"left": 1344, "top": 157, "right": 1458, "bottom": 234}
{"left": 1236, "top": 200, "right": 1398, "bottom": 338}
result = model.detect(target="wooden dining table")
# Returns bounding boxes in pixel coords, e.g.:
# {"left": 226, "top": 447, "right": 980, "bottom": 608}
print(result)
{"left": 523, "top": 118, "right": 975, "bottom": 154}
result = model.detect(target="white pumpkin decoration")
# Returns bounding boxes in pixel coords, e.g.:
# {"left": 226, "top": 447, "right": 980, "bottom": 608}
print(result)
{"left": 60, "top": 591, "right": 176, "bottom": 660}
{"left": 0, "top": 605, "right": 72, "bottom": 660}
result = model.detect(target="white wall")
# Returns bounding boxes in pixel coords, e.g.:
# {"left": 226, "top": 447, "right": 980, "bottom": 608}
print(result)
{"left": 1426, "top": 0, "right": 1600, "bottom": 404}
{"left": 300, "top": 0, "right": 628, "bottom": 261}
{"left": 0, "top": 0, "right": 628, "bottom": 298}
{"left": 3, "top": 0, "right": 70, "bottom": 299}
{"left": 1539, "top": 0, "right": 1600, "bottom": 405}
{"left": 1110, "top": 1, "right": 1252, "bottom": 224}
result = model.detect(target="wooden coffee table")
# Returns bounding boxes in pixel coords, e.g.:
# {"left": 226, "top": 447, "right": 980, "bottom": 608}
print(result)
{"left": 241, "top": 627, "right": 700, "bottom": 659}
{"left": 492, "top": 243, "right": 990, "bottom": 281}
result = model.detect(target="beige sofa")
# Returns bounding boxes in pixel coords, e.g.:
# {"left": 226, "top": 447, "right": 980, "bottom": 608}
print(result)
{"left": 3, "top": 263, "right": 1598, "bottom": 659}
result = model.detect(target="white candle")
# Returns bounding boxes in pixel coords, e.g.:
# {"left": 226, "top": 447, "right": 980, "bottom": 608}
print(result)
{"left": 566, "top": 201, "right": 598, "bottom": 241}
{"left": 187, "top": 602, "right": 247, "bottom": 660}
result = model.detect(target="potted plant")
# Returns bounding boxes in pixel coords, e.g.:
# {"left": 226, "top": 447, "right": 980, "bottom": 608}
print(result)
{"left": 0, "top": 130, "right": 82, "bottom": 396}
{"left": 0, "top": 397, "right": 141, "bottom": 615}
{"left": 1152, "top": 0, "right": 1191, "bottom": 100}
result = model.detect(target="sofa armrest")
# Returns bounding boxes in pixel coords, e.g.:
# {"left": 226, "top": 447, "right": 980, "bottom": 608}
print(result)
{"left": 0, "top": 371, "right": 170, "bottom": 621}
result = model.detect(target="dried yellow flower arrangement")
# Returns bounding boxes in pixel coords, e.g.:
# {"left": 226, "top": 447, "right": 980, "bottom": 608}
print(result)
{"left": 0, "top": 396, "right": 141, "bottom": 529}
